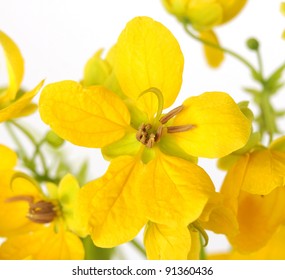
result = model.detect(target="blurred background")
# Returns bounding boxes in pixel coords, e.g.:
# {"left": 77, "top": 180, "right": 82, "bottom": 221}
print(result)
{"left": 0, "top": 0, "right": 285, "bottom": 259}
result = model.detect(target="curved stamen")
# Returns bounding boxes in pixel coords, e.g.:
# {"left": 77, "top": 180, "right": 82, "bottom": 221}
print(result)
{"left": 138, "top": 87, "right": 164, "bottom": 125}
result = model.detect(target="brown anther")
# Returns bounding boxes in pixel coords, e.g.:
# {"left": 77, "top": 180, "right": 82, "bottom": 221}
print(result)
{"left": 155, "top": 125, "right": 164, "bottom": 142}
{"left": 159, "top": 105, "right": 184, "bottom": 124}
{"left": 167, "top": 124, "right": 196, "bottom": 133}
{"left": 27, "top": 200, "right": 57, "bottom": 224}
{"left": 146, "top": 133, "right": 156, "bottom": 148}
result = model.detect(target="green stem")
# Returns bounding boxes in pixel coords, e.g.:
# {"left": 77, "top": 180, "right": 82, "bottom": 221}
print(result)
{"left": 7, "top": 120, "right": 49, "bottom": 175}
{"left": 256, "top": 49, "right": 264, "bottom": 81}
{"left": 199, "top": 234, "right": 207, "bottom": 260}
{"left": 183, "top": 23, "right": 259, "bottom": 78}
{"left": 4, "top": 122, "right": 27, "bottom": 159}
{"left": 130, "top": 239, "right": 146, "bottom": 257}
{"left": 31, "top": 138, "right": 46, "bottom": 162}
{"left": 259, "top": 90, "right": 276, "bottom": 143}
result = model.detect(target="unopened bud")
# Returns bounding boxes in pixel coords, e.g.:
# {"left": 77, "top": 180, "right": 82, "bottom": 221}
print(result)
{"left": 246, "top": 38, "right": 259, "bottom": 51}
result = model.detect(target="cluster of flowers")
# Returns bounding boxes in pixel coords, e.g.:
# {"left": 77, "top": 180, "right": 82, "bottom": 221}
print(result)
{"left": 1, "top": 0, "right": 285, "bottom": 260}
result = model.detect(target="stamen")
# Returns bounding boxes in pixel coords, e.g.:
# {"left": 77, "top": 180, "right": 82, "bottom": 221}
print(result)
{"left": 167, "top": 124, "right": 196, "bottom": 133}
{"left": 5, "top": 195, "right": 34, "bottom": 204}
{"left": 159, "top": 105, "right": 184, "bottom": 124}
{"left": 6, "top": 195, "right": 57, "bottom": 224}
{"left": 155, "top": 125, "right": 164, "bottom": 142}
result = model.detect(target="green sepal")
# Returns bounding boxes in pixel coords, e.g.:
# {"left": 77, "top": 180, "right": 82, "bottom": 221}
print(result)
{"left": 101, "top": 132, "right": 141, "bottom": 160}
{"left": 266, "top": 64, "right": 285, "bottom": 94}
{"left": 158, "top": 135, "right": 197, "bottom": 164}
{"left": 82, "top": 236, "right": 115, "bottom": 260}
{"left": 217, "top": 153, "right": 241, "bottom": 170}
{"left": 238, "top": 101, "right": 254, "bottom": 122}
{"left": 82, "top": 49, "right": 112, "bottom": 87}
{"left": 270, "top": 136, "right": 285, "bottom": 152}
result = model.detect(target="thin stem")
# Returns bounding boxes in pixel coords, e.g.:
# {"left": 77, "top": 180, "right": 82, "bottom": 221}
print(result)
{"left": 130, "top": 239, "right": 146, "bottom": 257}
{"left": 5, "top": 122, "right": 27, "bottom": 159}
{"left": 31, "top": 138, "right": 46, "bottom": 161}
{"left": 183, "top": 23, "right": 259, "bottom": 78}
{"left": 7, "top": 120, "right": 49, "bottom": 175}
{"left": 256, "top": 49, "right": 264, "bottom": 82}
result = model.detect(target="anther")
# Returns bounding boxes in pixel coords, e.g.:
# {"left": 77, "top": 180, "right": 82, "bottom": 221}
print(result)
{"left": 155, "top": 125, "right": 163, "bottom": 142}
{"left": 167, "top": 124, "right": 196, "bottom": 133}
{"left": 159, "top": 105, "right": 184, "bottom": 124}
{"left": 27, "top": 200, "right": 57, "bottom": 224}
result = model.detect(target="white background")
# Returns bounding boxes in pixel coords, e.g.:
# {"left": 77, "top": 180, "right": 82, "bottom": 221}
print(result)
{"left": 0, "top": 0, "right": 285, "bottom": 259}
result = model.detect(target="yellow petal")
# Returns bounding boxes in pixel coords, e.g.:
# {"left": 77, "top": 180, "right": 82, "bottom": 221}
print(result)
{"left": 187, "top": 2, "right": 223, "bottom": 31}
{"left": 0, "top": 80, "right": 43, "bottom": 122}
{"left": 0, "top": 31, "right": 24, "bottom": 101}
{"left": 39, "top": 81, "right": 130, "bottom": 148}
{"left": 219, "top": 0, "right": 247, "bottom": 24}
{"left": 0, "top": 225, "right": 84, "bottom": 260}
{"left": 115, "top": 16, "right": 184, "bottom": 118}
{"left": 144, "top": 222, "right": 191, "bottom": 260}
{"left": 239, "top": 149, "right": 285, "bottom": 195}
{"left": 80, "top": 156, "right": 147, "bottom": 247}
{"left": 0, "top": 145, "right": 17, "bottom": 170}
{"left": 57, "top": 174, "right": 86, "bottom": 236}
{"left": 139, "top": 150, "right": 214, "bottom": 226}
{"left": 171, "top": 92, "right": 251, "bottom": 158}
{"left": 187, "top": 228, "right": 201, "bottom": 260}
{"left": 200, "top": 30, "right": 224, "bottom": 68}
{"left": 199, "top": 192, "right": 238, "bottom": 237}
{"left": 230, "top": 187, "right": 285, "bottom": 254}
{"left": 0, "top": 172, "right": 43, "bottom": 236}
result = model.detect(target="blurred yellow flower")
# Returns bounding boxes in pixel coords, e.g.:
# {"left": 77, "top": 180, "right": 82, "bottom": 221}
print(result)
{"left": 0, "top": 31, "right": 43, "bottom": 122}
{"left": 214, "top": 136, "right": 285, "bottom": 253}
{"left": 161, "top": 0, "right": 247, "bottom": 67}
{"left": 210, "top": 226, "right": 285, "bottom": 260}
{"left": 39, "top": 16, "right": 250, "bottom": 255}
{"left": 0, "top": 146, "right": 85, "bottom": 260}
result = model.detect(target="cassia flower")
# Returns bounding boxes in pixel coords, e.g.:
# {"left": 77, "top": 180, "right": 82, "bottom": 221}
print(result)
{"left": 0, "top": 145, "right": 85, "bottom": 260}
{"left": 161, "top": 0, "right": 247, "bottom": 67}
{"left": 214, "top": 136, "right": 285, "bottom": 253}
{"left": 0, "top": 31, "right": 43, "bottom": 122}
{"left": 39, "top": 16, "right": 251, "bottom": 257}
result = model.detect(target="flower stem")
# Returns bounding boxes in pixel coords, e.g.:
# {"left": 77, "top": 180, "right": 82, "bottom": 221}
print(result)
{"left": 7, "top": 120, "right": 49, "bottom": 176}
{"left": 130, "top": 239, "right": 146, "bottom": 257}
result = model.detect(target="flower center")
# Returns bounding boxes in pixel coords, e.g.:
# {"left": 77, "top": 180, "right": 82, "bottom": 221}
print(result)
{"left": 6, "top": 195, "right": 58, "bottom": 224}
{"left": 136, "top": 105, "right": 195, "bottom": 148}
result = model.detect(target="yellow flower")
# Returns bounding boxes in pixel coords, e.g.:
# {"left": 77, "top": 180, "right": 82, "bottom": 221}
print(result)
{"left": 0, "top": 31, "right": 43, "bottom": 122}
{"left": 0, "top": 146, "right": 85, "bottom": 259}
{"left": 209, "top": 225, "right": 285, "bottom": 260}
{"left": 161, "top": 0, "right": 247, "bottom": 67}
{"left": 214, "top": 136, "right": 285, "bottom": 253}
{"left": 39, "top": 17, "right": 250, "bottom": 253}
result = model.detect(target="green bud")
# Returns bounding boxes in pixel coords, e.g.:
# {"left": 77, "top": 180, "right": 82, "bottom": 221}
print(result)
{"left": 246, "top": 38, "right": 259, "bottom": 51}
{"left": 45, "top": 131, "right": 64, "bottom": 148}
